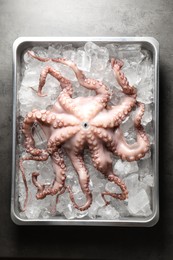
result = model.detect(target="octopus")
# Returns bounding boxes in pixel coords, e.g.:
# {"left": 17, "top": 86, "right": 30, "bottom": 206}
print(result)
{"left": 19, "top": 50, "right": 150, "bottom": 212}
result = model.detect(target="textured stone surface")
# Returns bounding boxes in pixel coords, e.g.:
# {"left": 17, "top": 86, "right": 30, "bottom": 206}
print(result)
{"left": 0, "top": 0, "right": 172, "bottom": 259}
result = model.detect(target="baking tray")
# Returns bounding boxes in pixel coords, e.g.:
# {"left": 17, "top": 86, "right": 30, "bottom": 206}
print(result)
{"left": 11, "top": 37, "right": 159, "bottom": 226}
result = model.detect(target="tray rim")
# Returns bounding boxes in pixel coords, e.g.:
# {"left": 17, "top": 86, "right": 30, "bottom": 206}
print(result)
{"left": 11, "top": 36, "right": 159, "bottom": 227}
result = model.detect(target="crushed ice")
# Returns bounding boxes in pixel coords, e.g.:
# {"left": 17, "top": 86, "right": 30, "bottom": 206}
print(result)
{"left": 17, "top": 42, "right": 155, "bottom": 220}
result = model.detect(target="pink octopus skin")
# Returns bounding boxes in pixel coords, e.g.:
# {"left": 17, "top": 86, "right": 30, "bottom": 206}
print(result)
{"left": 19, "top": 51, "right": 150, "bottom": 212}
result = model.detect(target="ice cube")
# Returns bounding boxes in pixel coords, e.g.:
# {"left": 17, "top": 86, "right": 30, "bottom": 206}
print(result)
{"left": 137, "top": 204, "right": 152, "bottom": 217}
{"left": 76, "top": 50, "right": 91, "bottom": 72}
{"left": 41, "top": 208, "right": 51, "bottom": 219}
{"left": 116, "top": 44, "right": 142, "bottom": 62}
{"left": 63, "top": 50, "right": 76, "bottom": 61}
{"left": 114, "top": 159, "right": 125, "bottom": 173}
{"left": 32, "top": 46, "right": 48, "bottom": 57}
{"left": 121, "top": 116, "right": 134, "bottom": 133}
{"left": 56, "top": 192, "right": 70, "bottom": 214}
{"left": 63, "top": 203, "right": 76, "bottom": 219}
{"left": 56, "top": 202, "right": 66, "bottom": 214}
{"left": 95, "top": 194, "right": 105, "bottom": 207}
{"left": 88, "top": 202, "right": 99, "bottom": 219}
{"left": 143, "top": 175, "right": 154, "bottom": 187}
{"left": 138, "top": 158, "right": 153, "bottom": 178}
{"left": 75, "top": 209, "right": 88, "bottom": 219}
{"left": 105, "top": 182, "right": 121, "bottom": 193}
{"left": 92, "top": 175, "right": 105, "bottom": 193}
{"left": 137, "top": 88, "right": 153, "bottom": 104}
{"left": 128, "top": 189, "right": 150, "bottom": 215}
{"left": 84, "top": 42, "right": 99, "bottom": 56}
{"left": 84, "top": 42, "right": 109, "bottom": 71}
{"left": 105, "top": 43, "right": 118, "bottom": 58}
{"left": 48, "top": 45, "right": 61, "bottom": 58}
{"left": 142, "top": 105, "right": 152, "bottom": 126}
{"left": 97, "top": 205, "right": 119, "bottom": 219}
{"left": 103, "top": 64, "right": 116, "bottom": 86}
{"left": 25, "top": 205, "right": 41, "bottom": 219}
{"left": 32, "top": 124, "right": 47, "bottom": 148}
{"left": 38, "top": 164, "right": 54, "bottom": 185}
{"left": 111, "top": 199, "right": 129, "bottom": 217}
{"left": 122, "top": 66, "right": 141, "bottom": 86}
{"left": 114, "top": 160, "right": 138, "bottom": 177}
{"left": 124, "top": 174, "right": 139, "bottom": 195}
{"left": 73, "top": 191, "right": 86, "bottom": 207}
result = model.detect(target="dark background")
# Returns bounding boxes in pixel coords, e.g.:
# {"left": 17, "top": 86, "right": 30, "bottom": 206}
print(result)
{"left": 0, "top": 0, "right": 173, "bottom": 259}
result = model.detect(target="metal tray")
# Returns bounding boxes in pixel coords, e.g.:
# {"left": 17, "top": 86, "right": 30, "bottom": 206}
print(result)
{"left": 11, "top": 37, "right": 159, "bottom": 226}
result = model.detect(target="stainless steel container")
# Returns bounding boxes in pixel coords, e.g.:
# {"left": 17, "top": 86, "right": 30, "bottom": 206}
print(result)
{"left": 11, "top": 37, "right": 159, "bottom": 226}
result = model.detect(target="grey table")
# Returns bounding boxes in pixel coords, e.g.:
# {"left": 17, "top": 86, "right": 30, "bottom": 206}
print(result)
{"left": 0, "top": 0, "right": 172, "bottom": 259}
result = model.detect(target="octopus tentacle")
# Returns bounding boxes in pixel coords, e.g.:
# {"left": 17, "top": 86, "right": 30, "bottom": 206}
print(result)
{"left": 32, "top": 172, "right": 45, "bottom": 197}
{"left": 39, "top": 106, "right": 81, "bottom": 129}
{"left": 53, "top": 58, "right": 111, "bottom": 101}
{"left": 63, "top": 131, "right": 92, "bottom": 211}
{"left": 134, "top": 101, "right": 145, "bottom": 126}
{"left": 102, "top": 175, "right": 128, "bottom": 203}
{"left": 91, "top": 127, "right": 115, "bottom": 152}
{"left": 48, "top": 125, "right": 81, "bottom": 151}
{"left": 111, "top": 58, "right": 137, "bottom": 96}
{"left": 113, "top": 102, "right": 150, "bottom": 161}
{"left": 57, "top": 91, "right": 83, "bottom": 117}
{"left": 28, "top": 51, "right": 85, "bottom": 116}
{"left": 88, "top": 138, "right": 128, "bottom": 202}
{"left": 22, "top": 109, "right": 80, "bottom": 153}
{"left": 32, "top": 149, "right": 67, "bottom": 199}
{"left": 51, "top": 149, "right": 66, "bottom": 194}
{"left": 91, "top": 59, "right": 138, "bottom": 128}
{"left": 35, "top": 67, "right": 77, "bottom": 116}
{"left": 28, "top": 51, "right": 111, "bottom": 111}
{"left": 22, "top": 109, "right": 54, "bottom": 156}
{"left": 32, "top": 65, "right": 73, "bottom": 97}
{"left": 19, "top": 153, "right": 49, "bottom": 211}
{"left": 65, "top": 150, "right": 92, "bottom": 211}
{"left": 28, "top": 51, "right": 73, "bottom": 96}
{"left": 90, "top": 96, "right": 136, "bottom": 128}
{"left": 32, "top": 172, "right": 53, "bottom": 199}
{"left": 28, "top": 51, "right": 82, "bottom": 116}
